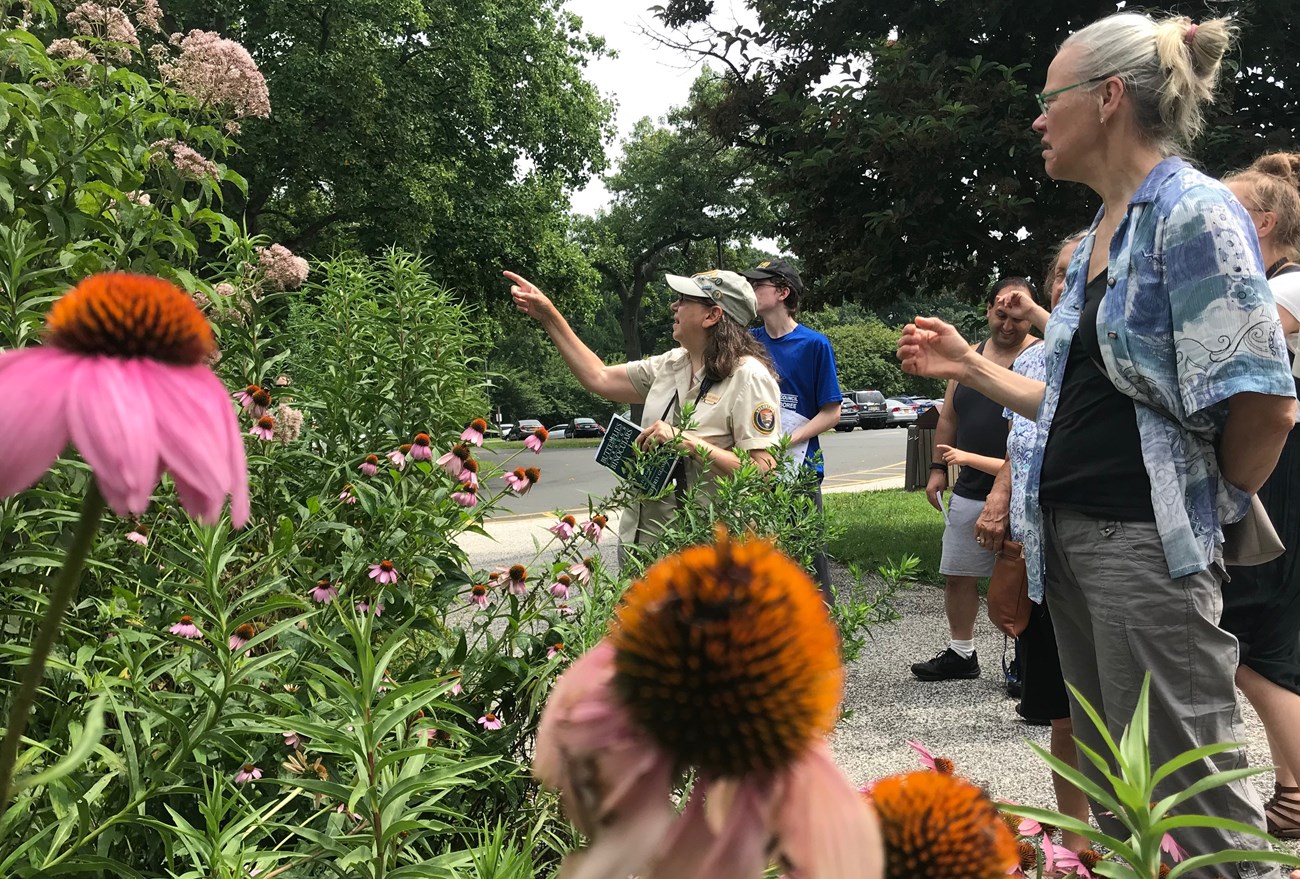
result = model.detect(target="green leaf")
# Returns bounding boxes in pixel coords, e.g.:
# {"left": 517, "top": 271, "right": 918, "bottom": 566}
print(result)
{"left": 14, "top": 696, "right": 107, "bottom": 792}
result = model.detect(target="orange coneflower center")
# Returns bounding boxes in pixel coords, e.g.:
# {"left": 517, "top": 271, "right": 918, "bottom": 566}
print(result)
{"left": 508, "top": 564, "right": 526, "bottom": 581}
{"left": 483, "top": 712, "right": 497, "bottom": 723}
{"left": 257, "top": 415, "right": 275, "bottom": 430}
{"left": 557, "top": 574, "right": 571, "bottom": 585}
{"left": 463, "top": 459, "right": 479, "bottom": 474}
{"left": 472, "top": 584, "right": 487, "bottom": 597}
{"left": 1018, "top": 841, "right": 1037, "bottom": 871}
{"left": 534, "top": 426, "right": 548, "bottom": 439}
{"left": 452, "top": 443, "right": 470, "bottom": 460}
{"left": 561, "top": 515, "right": 576, "bottom": 527}
{"left": 413, "top": 433, "right": 431, "bottom": 447}
{"left": 242, "top": 763, "right": 256, "bottom": 772}
{"left": 244, "top": 384, "right": 260, "bottom": 396}
{"left": 934, "top": 756, "right": 956, "bottom": 774}
{"left": 400, "top": 443, "right": 412, "bottom": 453}
{"left": 365, "top": 454, "right": 379, "bottom": 465}
{"left": 871, "top": 771, "right": 1019, "bottom": 879}
{"left": 551, "top": 642, "right": 564, "bottom": 652}
{"left": 470, "top": 418, "right": 487, "bottom": 432}
{"left": 179, "top": 615, "right": 194, "bottom": 624}
{"left": 524, "top": 467, "right": 540, "bottom": 482}
{"left": 1078, "top": 850, "right": 1101, "bottom": 870}
{"left": 379, "top": 560, "right": 394, "bottom": 572}
{"left": 611, "top": 527, "right": 842, "bottom": 777}
{"left": 233, "top": 623, "right": 256, "bottom": 640}
{"left": 252, "top": 388, "right": 271, "bottom": 407}
{"left": 47, "top": 272, "right": 215, "bottom": 364}
{"left": 593, "top": 515, "right": 607, "bottom": 527}
{"left": 1159, "top": 865, "right": 1171, "bottom": 879}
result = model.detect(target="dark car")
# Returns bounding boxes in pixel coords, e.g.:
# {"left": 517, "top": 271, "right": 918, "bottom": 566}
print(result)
{"left": 847, "top": 390, "right": 888, "bottom": 429}
{"left": 836, "top": 399, "right": 860, "bottom": 431}
{"left": 571, "top": 417, "right": 605, "bottom": 438}
{"left": 896, "top": 394, "right": 937, "bottom": 415}
{"left": 513, "top": 419, "right": 544, "bottom": 440}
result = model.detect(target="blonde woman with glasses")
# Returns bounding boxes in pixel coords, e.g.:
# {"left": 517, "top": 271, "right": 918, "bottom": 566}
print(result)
{"left": 899, "top": 12, "right": 1297, "bottom": 874}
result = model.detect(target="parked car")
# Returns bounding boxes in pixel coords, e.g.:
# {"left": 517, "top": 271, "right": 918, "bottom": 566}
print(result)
{"left": 836, "top": 399, "right": 860, "bottom": 431}
{"left": 896, "top": 395, "right": 937, "bottom": 415}
{"left": 846, "top": 390, "right": 888, "bottom": 429}
{"left": 493, "top": 423, "right": 515, "bottom": 440}
{"left": 514, "top": 418, "right": 544, "bottom": 440}
{"left": 884, "top": 398, "right": 918, "bottom": 427}
{"left": 572, "top": 417, "right": 606, "bottom": 438}
{"left": 548, "top": 423, "right": 570, "bottom": 440}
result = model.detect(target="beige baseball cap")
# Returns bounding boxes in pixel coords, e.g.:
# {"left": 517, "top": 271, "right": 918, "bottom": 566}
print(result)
{"left": 664, "top": 270, "right": 757, "bottom": 327}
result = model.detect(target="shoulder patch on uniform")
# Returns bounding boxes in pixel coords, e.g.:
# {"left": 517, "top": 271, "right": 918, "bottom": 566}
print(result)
{"left": 752, "top": 402, "right": 777, "bottom": 434}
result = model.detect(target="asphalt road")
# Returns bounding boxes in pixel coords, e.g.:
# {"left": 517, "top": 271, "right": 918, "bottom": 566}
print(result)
{"left": 476, "top": 426, "right": 909, "bottom": 522}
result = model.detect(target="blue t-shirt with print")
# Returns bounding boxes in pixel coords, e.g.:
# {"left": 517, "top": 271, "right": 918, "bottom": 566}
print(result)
{"left": 751, "top": 323, "right": 842, "bottom": 478}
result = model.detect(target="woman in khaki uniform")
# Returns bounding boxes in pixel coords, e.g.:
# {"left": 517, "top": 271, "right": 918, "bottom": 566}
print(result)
{"left": 504, "top": 268, "right": 781, "bottom": 548}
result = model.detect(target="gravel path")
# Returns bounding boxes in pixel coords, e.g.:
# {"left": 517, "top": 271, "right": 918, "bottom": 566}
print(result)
{"left": 831, "top": 571, "right": 1299, "bottom": 858}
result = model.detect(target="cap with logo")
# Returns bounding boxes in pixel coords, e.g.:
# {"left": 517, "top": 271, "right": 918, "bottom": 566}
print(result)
{"left": 740, "top": 258, "right": 804, "bottom": 295}
{"left": 664, "top": 270, "right": 758, "bottom": 327}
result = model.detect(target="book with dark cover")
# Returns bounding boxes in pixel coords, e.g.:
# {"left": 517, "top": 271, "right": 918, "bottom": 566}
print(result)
{"left": 594, "top": 413, "right": 677, "bottom": 494}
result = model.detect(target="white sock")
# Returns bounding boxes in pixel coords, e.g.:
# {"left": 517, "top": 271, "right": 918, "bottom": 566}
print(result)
{"left": 948, "top": 639, "right": 975, "bottom": 658}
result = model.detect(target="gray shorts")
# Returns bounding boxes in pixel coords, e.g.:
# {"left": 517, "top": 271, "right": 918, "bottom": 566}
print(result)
{"left": 940, "top": 492, "right": 995, "bottom": 577}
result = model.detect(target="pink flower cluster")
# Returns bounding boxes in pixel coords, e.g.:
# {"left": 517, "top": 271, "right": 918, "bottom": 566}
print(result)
{"left": 161, "top": 29, "right": 271, "bottom": 120}
{"left": 151, "top": 139, "right": 220, "bottom": 181}
{"left": 47, "top": 38, "right": 94, "bottom": 63}
{"left": 67, "top": 2, "right": 138, "bottom": 61}
{"left": 256, "top": 244, "right": 309, "bottom": 291}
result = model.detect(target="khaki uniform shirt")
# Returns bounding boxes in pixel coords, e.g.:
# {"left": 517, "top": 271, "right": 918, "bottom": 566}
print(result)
{"left": 618, "top": 347, "right": 781, "bottom": 547}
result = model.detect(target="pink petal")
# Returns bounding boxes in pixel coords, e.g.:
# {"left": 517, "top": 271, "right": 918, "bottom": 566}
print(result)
{"left": 682, "top": 777, "right": 772, "bottom": 879}
{"left": 906, "top": 739, "right": 936, "bottom": 770}
{"left": 775, "top": 742, "right": 883, "bottom": 879}
{"left": 66, "top": 357, "right": 162, "bottom": 516}
{"left": 642, "top": 783, "right": 717, "bottom": 878}
{"left": 557, "top": 752, "right": 676, "bottom": 879}
{"left": 0, "top": 348, "right": 74, "bottom": 499}
{"left": 143, "top": 361, "right": 249, "bottom": 525}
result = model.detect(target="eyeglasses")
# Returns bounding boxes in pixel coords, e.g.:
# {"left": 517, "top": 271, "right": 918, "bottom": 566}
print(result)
{"left": 674, "top": 292, "right": 716, "bottom": 307}
{"left": 1035, "top": 73, "right": 1115, "bottom": 116}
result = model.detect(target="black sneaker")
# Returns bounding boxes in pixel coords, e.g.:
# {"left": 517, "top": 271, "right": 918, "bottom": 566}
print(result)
{"left": 910, "top": 648, "right": 980, "bottom": 681}
{"left": 1015, "top": 702, "right": 1051, "bottom": 726}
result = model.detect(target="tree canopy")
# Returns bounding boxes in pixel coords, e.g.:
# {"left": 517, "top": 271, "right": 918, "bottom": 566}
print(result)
{"left": 653, "top": 0, "right": 1298, "bottom": 306}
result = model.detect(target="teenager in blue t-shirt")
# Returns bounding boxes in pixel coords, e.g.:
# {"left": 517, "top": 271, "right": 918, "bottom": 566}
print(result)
{"left": 743, "top": 259, "right": 842, "bottom": 601}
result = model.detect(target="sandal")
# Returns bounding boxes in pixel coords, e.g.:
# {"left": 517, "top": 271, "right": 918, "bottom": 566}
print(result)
{"left": 1266, "top": 783, "right": 1300, "bottom": 840}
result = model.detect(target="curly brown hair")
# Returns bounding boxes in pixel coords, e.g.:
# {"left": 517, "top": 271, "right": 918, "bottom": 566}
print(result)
{"left": 702, "top": 313, "right": 776, "bottom": 383}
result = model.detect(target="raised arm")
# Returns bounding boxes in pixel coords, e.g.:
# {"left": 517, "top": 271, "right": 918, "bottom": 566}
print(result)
{"left": 898, "top": 317, "right": 1045, "bottom": 420}
{"left": 504, "top": 271, "right": 641, "bottom": 404}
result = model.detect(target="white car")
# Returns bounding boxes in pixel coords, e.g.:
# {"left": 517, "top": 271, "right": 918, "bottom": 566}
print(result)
{"left": 549, "top": 423, "right": 570, "bottom": 440}
{"left": 884, "top": 398, "right": 918, "bottom": 427}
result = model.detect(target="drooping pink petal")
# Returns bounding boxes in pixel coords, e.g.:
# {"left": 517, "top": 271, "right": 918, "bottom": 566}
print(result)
{"left": 556, "top": 750, "right": 676, "bottom": 879}
{"left": 144, "top": 361, "right": 249, "bottom": 526}
{"left": 775, "top": 742, "right": 883, "bottom": 879}
{"left": 66, "top": 357, "right": 162, "bottom": 516}
{"left": 907, "top": 739, "right": 937, "bottom": 771}
{"left": 687, "top": 777, "right": 773, "bottom": 879}
{"left": 0, "top": 348, "right": 74, "bottom": 499}
{"left": 641, "top": 783, "right": 717, "bottom": 878}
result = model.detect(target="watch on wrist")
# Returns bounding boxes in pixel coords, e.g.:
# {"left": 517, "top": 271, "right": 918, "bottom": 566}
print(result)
{"left": 930, "top": 462, "right": 948, "bottom": 471}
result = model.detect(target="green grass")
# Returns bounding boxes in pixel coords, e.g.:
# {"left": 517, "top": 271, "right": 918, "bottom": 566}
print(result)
{"left": 826, "top": 488, "right": 945, "bottom": 582}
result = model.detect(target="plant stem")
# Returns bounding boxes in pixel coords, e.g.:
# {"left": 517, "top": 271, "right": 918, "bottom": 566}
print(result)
{"left": 0, "top": 480, "right": 105, "bottom": 809}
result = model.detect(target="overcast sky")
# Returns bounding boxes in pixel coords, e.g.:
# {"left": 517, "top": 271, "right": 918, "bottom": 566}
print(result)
{"left": 564, "top": 1, "right": 755, "bottom": 215}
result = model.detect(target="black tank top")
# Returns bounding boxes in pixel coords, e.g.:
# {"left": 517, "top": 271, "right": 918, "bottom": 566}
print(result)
{"left": 952, "top": 341, "right": 1012, "bottom": 502}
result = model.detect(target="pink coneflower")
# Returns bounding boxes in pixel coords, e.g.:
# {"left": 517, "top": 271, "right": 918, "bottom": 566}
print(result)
{"left": 525, "top": 426, "right": 548, "bottom": 453}
{"left": 229, "top": 622, "right": 255, "bottom": 651}
{"left": 907, "top": 739, "right": 956, "bottom": 774}
{"left": 436, "top": 443, "right": 470, "bottom": 478}
{"left": 1160, "top": 833, "right": 1186, "bottom": 862}
{"left": 582, "top": 514, "right": 608, "bottom": 541}
{"left": 478, "top": 711, "right": 503, "bottom": 730}
{"left": 359, "top": 454, "right": 379, "bottom": 477}
{"left": 169, "top": 615, "right": 202, "bottom": 639}
{"left": 410, "top": 433, "right": 433, "bottom": 462}
{"left": 1055, "top": 848, "right": 1100, "bottom": 879}
{"left": 282, "top": 731, "right": 300, "bottom": 748}
{"left": 506, "top": 564, "right": 528, "bottom": 596}
{"left": 549, "top": 515, "right": 577, "bottom": 540}
{"left": 248, "top": 387, "right": 272, "bottom": 417}
{"left": 449, "top": 671, "right": 463, "bottom": 696}
{"left": 338, "top": 484, "right": 357, "bottom": 505}
{"left": 356, "top": 599, "right": 384, "bottom": 616}
{"left": 567, "top": 558, "right": 593, "bottom": 585}
{"left": 386, "top": 447, "right": 407, "bottom": 470}
{"left": 234, "top": 763, "right": 262, "bottom": 783}
{"left": 533, "top": 528, "right": 882, "bottom": 879}
{"left": 549, "top": 574, "right": 572, "bottom": 600}
{"left": 309, "top": 578, "right": 337, "bottom": 603}
{"left": 459, "top": 458, "right": 480, "bottom": 487}
{"left": 234, "top": 383, "right": 261, "bottom": 410}
{"left": 250, "top": 415, "right": 275, "bottom": 441}
{"left": 452, "top": 484, "right": 479, "bottom": 507}
{"left": 502, "top": 466, "right": 538, "bottom": 494}
{"left": 468, "top": 583, "right": 489, "bottom": 608}
{"left": 547, "top": 642, "right": 565, "bottom": 659}
{"left": 460, "top": 418, "right": 488, "bottom": 447}
{"left": 369, "top": 560, "right": 398, "bottom": 585}
{"left": 126, "top": 525, "right": 149, "bottom": 545}
{"left": 0, "top": 273, "right": 249, "bottom": 526}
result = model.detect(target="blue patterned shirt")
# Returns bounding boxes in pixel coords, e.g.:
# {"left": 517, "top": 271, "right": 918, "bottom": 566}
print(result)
{"left": 1022, "top": 158, "right": 1295, "bottom": 594}
{"left": 1005, "top": 343, "right": 1045, "bottom": 597}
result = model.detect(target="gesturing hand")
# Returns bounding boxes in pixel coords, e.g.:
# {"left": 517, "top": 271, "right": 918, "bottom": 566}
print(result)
{"left": 503, "top": 270, "right": 556, "bottom": 322}
{"left": 935, "top": 443, "right": 970, "bottom": 468}
{"left": 635, "top": 420, "right": 679, "bottom": 452}
{"left": 897, "top": 317, "right": 972, "bottom": 381}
